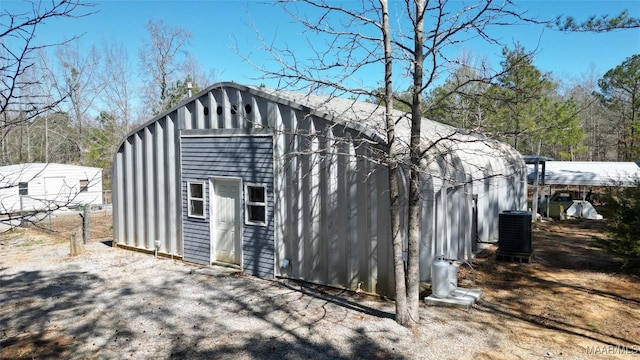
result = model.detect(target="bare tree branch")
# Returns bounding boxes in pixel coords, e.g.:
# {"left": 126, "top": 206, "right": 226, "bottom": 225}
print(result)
{"left": 0, "top": 0, "right": 96, "bottom": 130}
{"left": 243, "top": 0, "right": 537, "bottom": 327}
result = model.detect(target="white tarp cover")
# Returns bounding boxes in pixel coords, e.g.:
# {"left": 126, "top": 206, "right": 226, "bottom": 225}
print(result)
{"left": 528, "top": 161, "right": 640, "bottom": 187}
{"left": 565, "top": 200, "right": 603, "bottom": 220}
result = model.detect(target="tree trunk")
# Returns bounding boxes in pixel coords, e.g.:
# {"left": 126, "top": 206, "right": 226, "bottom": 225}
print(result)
{"left": 380, "top": 0, "right": 409, "bottom": 326}
{"left": 19, "top": 121, "right": 24, "bottom": 162}
{"left": 405, "top": 0, "right": 426, "bottom": 326}
{"left": 45, "top": 115, "right": 49, "bottom": 163}
{"left": 390, "top": 163, "right": 407, "bottom": 324}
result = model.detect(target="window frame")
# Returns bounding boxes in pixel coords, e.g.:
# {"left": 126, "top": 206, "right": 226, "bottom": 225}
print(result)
{"left": 244, "top": 183, "right": 267, "bottom": 226}
{"left": 79, "top": 179, "right": 89, "bottom": 192}
{"left": 18, "top": 182, "right": 28, "bottom": 196}
{"left": 187, "top": 181, "right": 206, "bottom": 219}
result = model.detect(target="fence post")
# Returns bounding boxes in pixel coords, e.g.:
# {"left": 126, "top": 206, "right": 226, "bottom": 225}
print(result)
{"left": 82, "top": 204, "right": 90, "bottom": 244}
{"left": 19, "top": 195, "right": 24, "bottom": 227}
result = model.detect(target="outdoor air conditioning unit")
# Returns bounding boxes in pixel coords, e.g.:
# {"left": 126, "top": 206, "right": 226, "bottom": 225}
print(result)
{"left": 498, "top": 210, "right": 532, "bottom": 254}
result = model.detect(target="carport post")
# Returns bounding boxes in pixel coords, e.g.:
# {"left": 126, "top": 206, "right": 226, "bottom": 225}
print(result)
{"left": 531, "top": 161, "right": 539, "bottom": 222}
{"left": 82, "top": 204, "right": 90, "bottom": 244}
{"left": 523, "top": 155, "right": 552, "bottom": 222}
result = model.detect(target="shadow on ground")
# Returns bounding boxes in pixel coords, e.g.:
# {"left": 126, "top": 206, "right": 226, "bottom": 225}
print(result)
{"left": 465, "top": 219, "right": 640, "bottom": 350}
{"left": 0, "top": 254, "right": 402, "bottom": 359}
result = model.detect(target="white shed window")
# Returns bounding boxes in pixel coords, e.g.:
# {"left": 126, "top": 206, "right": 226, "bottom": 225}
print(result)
{"left": 79, "top": 179, "right": 89, "bottom": 192}
{"left": 18, "top": 182, "right": 28, "bottom": 196}
{"left": 187, "top": 181, "right": 205, "bottom": 218}
{"left": 245, "top": 184, "right": 267, "bottom": 225}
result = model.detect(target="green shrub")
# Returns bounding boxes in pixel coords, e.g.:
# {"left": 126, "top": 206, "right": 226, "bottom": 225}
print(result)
{"left": 601, "top": 180, "right": 640, "bottom": 272}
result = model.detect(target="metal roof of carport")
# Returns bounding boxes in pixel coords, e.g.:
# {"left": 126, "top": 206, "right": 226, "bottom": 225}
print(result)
{"left": 527, "top": 161, "right": 640, "bottom": 187}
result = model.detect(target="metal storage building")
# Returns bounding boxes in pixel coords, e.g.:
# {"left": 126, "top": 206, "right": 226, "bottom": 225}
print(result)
{"left": 0, "top": 163, "right": 103, "bottom": 214}
{"left": 112, "top": 82, "right": 526, "bottom": 295}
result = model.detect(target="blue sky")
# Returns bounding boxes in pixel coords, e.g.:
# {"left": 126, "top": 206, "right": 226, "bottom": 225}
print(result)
{"left": 3, "top": 0, "right": 640, "bottom": 92}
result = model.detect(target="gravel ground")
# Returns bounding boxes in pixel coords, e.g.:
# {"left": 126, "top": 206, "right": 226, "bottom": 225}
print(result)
{"left": 1, "top": 224, "right": 637, "bottom": 359}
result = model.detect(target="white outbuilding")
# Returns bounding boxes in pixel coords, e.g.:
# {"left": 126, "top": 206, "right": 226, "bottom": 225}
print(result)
{"left": 0, "top": 163, "right": 103, "bottom": 215}
{"left": 112, "top": 82, "right": 527, "bottom": 295}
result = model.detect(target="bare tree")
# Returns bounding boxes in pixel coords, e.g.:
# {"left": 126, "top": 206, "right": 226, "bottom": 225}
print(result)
{"left": 100, "top": 40, "right": 136, "bottom": 135}
{"left": 0, "top": 1, "right": 98, "bottom": 230}
{"left": 0, "top": 0, "right": 95, "bottom": 132}
{"left": 564, "top": 69, "right": 617, "bottom": 161}
{"left": 379, "top": 0, "right": 407, "bottom": 325}
{"left": 595, "top": 54, "right": 640, "bottom": 161}
{"left": 423, "top": 51, "right": 492, "bottom": 131}
{"left": 50, "top": 42, "right": 104, "bottom": 164}
{"left": 247, "top": 0, "right": 541, "bottom": 326}
{"left": 138, "top": 19, "right": 193, "bottom": 116}
{"left": 182, "top": 53, "right": 214, "bottom": 92}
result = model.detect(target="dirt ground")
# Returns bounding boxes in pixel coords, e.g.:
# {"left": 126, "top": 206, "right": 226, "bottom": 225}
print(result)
{"left": 1, "top": 212, "right": 639, "bottom": 359}
{"left": 466, "top": 219, "right": 640, "bottom": 358}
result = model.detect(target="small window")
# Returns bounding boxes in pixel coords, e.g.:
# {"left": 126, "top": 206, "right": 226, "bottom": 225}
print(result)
{"left": 79, "top": 180, "right": 89, "bottom": 192}
{"left": 245, "top": 184, "right": 267, "bottom": 225}
{"left": 187, "top": 181, "right": 205, "bottom": 218}
{"left": 18, "top": 182, "right": 28, "bottom": 196}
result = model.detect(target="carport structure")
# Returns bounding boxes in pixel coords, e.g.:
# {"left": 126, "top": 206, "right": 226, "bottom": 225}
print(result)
{"left": 526, "top": 160, "right": 640, "bottom": 219}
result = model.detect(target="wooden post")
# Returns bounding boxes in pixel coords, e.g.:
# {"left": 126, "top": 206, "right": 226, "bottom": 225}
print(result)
{"left": 70, "top": 226, "right": 85, "bottom": 256}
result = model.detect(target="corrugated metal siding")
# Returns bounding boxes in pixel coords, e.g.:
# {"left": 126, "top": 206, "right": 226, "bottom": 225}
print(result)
{"left": 113, "top": 112, "right": 182, "bottom": 254}
{"left": 417, "top": 135, "right": 527, "bottom": 282}
{"left": 181, "top": 134, "right": 274, "bottom": 277}
{"left": 270, "top": 105, "right": 393, "bottom": 295}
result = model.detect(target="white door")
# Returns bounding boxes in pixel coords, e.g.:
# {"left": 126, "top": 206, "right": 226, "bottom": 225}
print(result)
{"left": 211, "top": 179, "right": 241, "bottom": 265}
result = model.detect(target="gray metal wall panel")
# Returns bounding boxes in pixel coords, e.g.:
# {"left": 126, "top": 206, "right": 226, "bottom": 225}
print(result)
{"left": 124, "top": 138, "right": 134, "bottom": 245}
{"left": 113, "top": 152, "right": 125, "bottom": 242}
{"left": 272, "top": 110, "right": 392, "bottom": 294}
{"left": 154, "top": 119, "right": 167, "bottom": 250}
{"left": 181, "top": 135, "right": 274, "bottom": 277}
{"left": 144, "top": 127, "right": 156, "bottom": 250}
{"left": 112, "top": 112, "right": 182, "bottom": 255}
